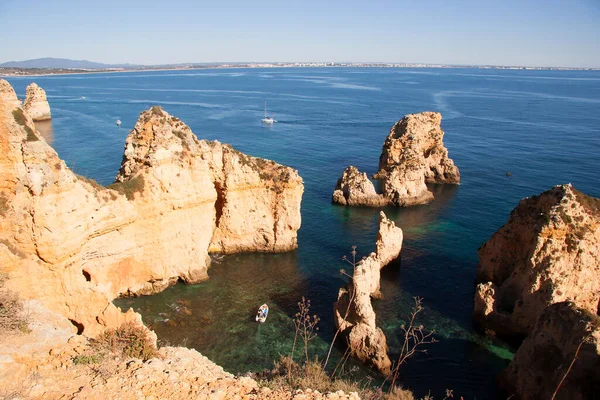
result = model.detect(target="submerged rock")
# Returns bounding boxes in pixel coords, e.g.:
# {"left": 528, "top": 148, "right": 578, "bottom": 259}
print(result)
{"left": 374, "top": 112, "right": 460, "bottom": 206}
{"left": 500, "top": 302, "right": 600, "bottom": 400}
{"left": 332, "top": 166, "right": 388, "bottom": 207}
{"left": 474, "top": 184, "right": 600, "bottom": 339}
{"left": 334, "top": 212, "right": 403, "bottom": 373}
{"left": 23, "top": 82, "right": 51, "bottom": 121}
{"left": 0, "top": 79, "right": 303, "bottom": 336}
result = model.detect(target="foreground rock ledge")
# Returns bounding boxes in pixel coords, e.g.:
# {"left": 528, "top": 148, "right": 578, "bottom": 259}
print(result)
{"left": 334, "top": 212, "right": 403, "bottom": 373}
{"left": 474, "top": 184, "right": 600, "bottom": 339}
{"left": 0, "top": 78, "right": 303, "bottom": 336}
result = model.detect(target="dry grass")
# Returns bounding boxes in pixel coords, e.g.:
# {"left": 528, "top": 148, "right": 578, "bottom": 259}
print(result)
{"left": 257, "top": 356, "right": 414, "bottom": 400}
{"left": 0, "top": 274, "right": 29, "bottom": 333}
{"left": 12, "top": 109, "right": 38, "bottom": 141}
{"left": 90, "top": 322, "right": 158, "bottom": 361}
{"left": 108, "top": 175, "right": 145, "bottom": 201}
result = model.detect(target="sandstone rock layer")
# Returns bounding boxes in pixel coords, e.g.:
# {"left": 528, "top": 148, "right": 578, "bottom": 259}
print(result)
{"left": 474, "top": 184, "right": 600, "bottom": 338}
{"left": 334, "top": 212, "right": 403, "bottom": 373}
{"left": 500, "top": 302, "right": 600, "bottom": 400}
{"left": 0, "top": 79, "right": 303, "bottom": 336}
{"left": 23, "top": 82, "right": 51, "bottom": 121}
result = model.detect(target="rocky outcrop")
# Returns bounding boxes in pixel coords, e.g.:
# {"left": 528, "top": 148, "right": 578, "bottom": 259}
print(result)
{"left": 23, "top": 82, "right": 51, "bottom": 121}
{"left": 332, "top": 166, "right": 388, "bottom": 207}
{"left": 0, "top": 303, "right": 360, "bottom": 399}
{"left": 500, "top": 302, "right": 600, "bottom": 400}
{"left": 0, "top": 79, "right": 303, "bottom": 336}
{"left": 474, "top": 184, "right": 600, "bottom": 339}
{"left": 0, "top": 79, "right": 22, "bottom": 109}
{"left": 334, "top": 212, "right": 403, "bottom": 373}
{"left": 373, "top": 112, "right": 460, "bottom": 206}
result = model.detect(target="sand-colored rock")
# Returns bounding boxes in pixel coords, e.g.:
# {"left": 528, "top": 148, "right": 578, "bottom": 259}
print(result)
{"left": 23, "top": 82, "right": 51, "bottom": 121}
{"left": 373, "top": 112, "right": 459, "bottom": 206}
{"left": 474, "top": 184, "right": 600, "bottom": 338}
{"left": 0, "top": 306, "right": 360, "bottom": 399}
{"left": 0, "top": 79, "right": 22, "bottom": 109}
{"left": 0, "top": 80, "right": 303, "bottom": 337}
{"left": 500, "top": 302, "right": 600, "bottom": 400}
{"left": 332, "top": 166, "right": 388, "bottom": 207}
{"left": 334, "top": 212, "right": 403, "bottom": 373}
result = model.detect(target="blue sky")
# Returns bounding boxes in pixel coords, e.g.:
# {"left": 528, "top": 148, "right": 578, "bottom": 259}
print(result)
{"left": 1, "top": 0, "right": 599, "bottom": 67}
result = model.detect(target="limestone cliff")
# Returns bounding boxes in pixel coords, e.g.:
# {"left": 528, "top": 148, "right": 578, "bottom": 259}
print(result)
{"left": 474, "top": 184, "right": 600, "bottom": 339}
{"left": 0, "top": 79, "right": 22, "bottom": 109}
{"left": 0, "top": 79, "right": 303, "bottom": 336}
{"left": 373, "top": 112, "right": 459, "bottom": 206}
{"left": 332, "top": 166, "right": 388, "bottom": 207}
{"left": 23, "top": 82, "right": 51, "bottom": 121}
{"left": 500, "top": 302, "right": 600, "bottom": 400}
{"left": 334, "top": 212, "right": 403, "bottom": 373}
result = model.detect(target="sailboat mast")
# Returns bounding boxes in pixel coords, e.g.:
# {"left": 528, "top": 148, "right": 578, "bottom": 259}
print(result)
{"left": 264, "top": 101, "right": 267, "bottom": 118}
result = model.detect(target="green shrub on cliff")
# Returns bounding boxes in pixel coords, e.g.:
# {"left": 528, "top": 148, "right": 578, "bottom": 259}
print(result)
{"left": 12, "top": 109, "right": 39, "bottom": 141}
{"left": 108, "top": 175, "right": 145, "bottom": 200}
{"left": 91, "top": 322, "right": 157, "bottom": 361}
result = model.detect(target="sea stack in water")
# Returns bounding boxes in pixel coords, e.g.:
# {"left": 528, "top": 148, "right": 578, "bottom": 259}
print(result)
{"left": 500, "top": 302, "right": 600, "bottom": 400}
{"left": 0, "top": 78, "right": 303, "bottom": 336}
{"left": 474, "top": 184, "right": 600, "bottom": 339}
{"left": 334, "top": 212, "right": 403, "bottom": 373}
{"left": 375, "top": 111, "right": 459, "bottom": 206}
{"left": 332, "top": 112, "right": 460, "bottom": 208}
{"left": 23, "top": 82, "right": 51, "bottom": 121}
{"left": 332, "top": 166, "right": 388, "bottom": 206}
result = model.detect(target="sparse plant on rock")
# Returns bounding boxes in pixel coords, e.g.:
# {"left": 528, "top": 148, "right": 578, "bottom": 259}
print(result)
{"left": 91, "top": 322, "right": 158, "bottom": 361}
{"left": 0, "top": 274, "right": 29, "bottom": 333}
{"left": 388, "top": 297, "right": 437, "bottom": 390}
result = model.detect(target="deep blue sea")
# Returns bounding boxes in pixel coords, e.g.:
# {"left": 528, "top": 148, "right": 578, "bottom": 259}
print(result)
{"left": 6, "top": 67, "right": 600, "bottom": 398}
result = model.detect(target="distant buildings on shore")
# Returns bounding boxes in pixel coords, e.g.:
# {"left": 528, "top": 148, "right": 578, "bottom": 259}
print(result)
{"left": 1, "top": 62, "right": 597, "bottom": 76}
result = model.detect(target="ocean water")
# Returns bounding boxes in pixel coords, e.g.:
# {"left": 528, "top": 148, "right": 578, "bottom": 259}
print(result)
{"left": 6, "top": 67, "right": 600, "bottom": 398}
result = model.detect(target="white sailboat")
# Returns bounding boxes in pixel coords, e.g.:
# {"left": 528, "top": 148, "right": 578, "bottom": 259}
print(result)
{"left": 261, "top": 102, "right": 276, "bottom": 124}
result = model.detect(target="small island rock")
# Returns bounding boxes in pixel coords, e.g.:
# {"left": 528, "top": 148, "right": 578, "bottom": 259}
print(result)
{"left": 332, "top": 166, "right": 388, "bottom": 207}
{"left": 23, "top": 82, "right": 51, "bottom": 121}
{"left": 374, "top": 112, "right": 460, "bottom": 206}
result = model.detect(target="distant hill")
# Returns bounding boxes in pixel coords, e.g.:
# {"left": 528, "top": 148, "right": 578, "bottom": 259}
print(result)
{"left": 0, "top": 57, "right": 138, "bottom": 69}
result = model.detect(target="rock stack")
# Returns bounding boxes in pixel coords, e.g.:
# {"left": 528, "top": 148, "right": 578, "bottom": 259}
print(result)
{"left": 332, "top": 112, "right": 460, "bottom": 207}
{"left": 23, "top": 82, "right": 51, "bottom": 121}
{"left": 334, "top": 212, "right": 403, "bottom": 373}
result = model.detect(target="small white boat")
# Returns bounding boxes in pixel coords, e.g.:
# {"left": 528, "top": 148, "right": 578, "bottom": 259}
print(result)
{"left": 116, "top": 119, "right": 121, "bottom": 126}
{"left": 261, "top": 102, "right": 276, "bottom": 124}
{"left": 255, "top": 304, "right": 269, "bottom": 323}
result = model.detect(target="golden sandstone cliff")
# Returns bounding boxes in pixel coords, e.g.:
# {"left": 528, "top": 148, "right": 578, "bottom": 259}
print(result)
{"left": 334, "top": 212, "right": 403, "bottom": 373}
{"left": 474, "top": 184, "right": 600, "bottom": 339}
{"left": 0, "top": 79, "right": 303, "bottom": 337}
{"left": 332, "top": 112, "right": 459, "bottom": 208}
{"left": 474, "top": 184, "right": 600, "bottom": 399}
{"left": 23, "top": 82, "right": 51, "bottom": 121}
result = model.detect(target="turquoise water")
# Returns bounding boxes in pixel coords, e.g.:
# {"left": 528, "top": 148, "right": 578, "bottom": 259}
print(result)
{"left": 6, "top": 68, "right": 600, "bottom": 398}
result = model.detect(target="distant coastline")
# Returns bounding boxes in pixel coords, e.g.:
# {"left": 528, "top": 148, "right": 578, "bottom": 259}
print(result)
{"left": 2, "top": 62, "right": 599, "bottom": 78}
